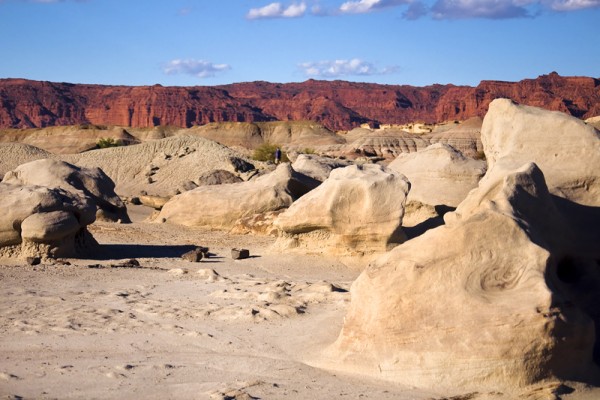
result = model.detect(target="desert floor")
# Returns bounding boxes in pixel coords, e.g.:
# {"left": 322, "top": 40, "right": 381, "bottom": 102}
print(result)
{"left": 1, "top": 205, "right": 598, "bottom": 400}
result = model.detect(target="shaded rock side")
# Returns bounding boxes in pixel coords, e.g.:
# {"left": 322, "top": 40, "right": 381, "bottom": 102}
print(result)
{"left": 274, "top": 164, "right": 410, "bottom": 255}
{"left": 324, "top": 162, "right": 600, "bottom": 392}
{"left": 3, "top": 159, "right": 130, "bottom": 223}
{"left": 482, "top": 98, "right": 600, "bottom": 206}
{"left": 157, "top": 164, "right": 316, "bottom": 229}
{"left": 388, "top": 143, "right": 486, "bottom": 208}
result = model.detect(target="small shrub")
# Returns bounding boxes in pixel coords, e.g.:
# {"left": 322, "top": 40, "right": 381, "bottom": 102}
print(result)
{"left": 252, "top": 143, "right": 289, "bottom": 163}
{"left": 300, "top": 147, "right": 316, "bottom": 155}
{"left": 96, "top": 137, "right": 122, "bottom": 149}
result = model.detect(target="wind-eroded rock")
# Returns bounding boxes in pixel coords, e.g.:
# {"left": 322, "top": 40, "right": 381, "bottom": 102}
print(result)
{"left": 482, "top": 98, "right": 600, "bottom": 206}
{"left": 157, "top": 164, "right": 317, "bottom": 229}
{"left": 274, "top": 164, "right": 410, "bottom": 255}
{"left": 388, "top": 143, "right": 486, "bottom": 208}
{"left": 0, "top": 183, "right": 97, "bottom": 258}
{"left": 325, "top": 162, "right": 600, "bottom": 392}
{"left": 3, "top": 159, "right": 129, "bottom": 222}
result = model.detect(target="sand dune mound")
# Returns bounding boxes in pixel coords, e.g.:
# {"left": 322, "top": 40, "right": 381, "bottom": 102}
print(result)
{"left": 61, "top": 135, "right": 258, "bottom": 197}
{"left": 0, "top": 142, "right": 53, "bottom": 177}
{"left": 0, "top": 125, "right": 139, "bottom": 154}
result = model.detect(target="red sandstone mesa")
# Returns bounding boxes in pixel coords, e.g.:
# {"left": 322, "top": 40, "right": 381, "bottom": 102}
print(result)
{"left": 0, "top": 72, "right": 598, "bottom": 131}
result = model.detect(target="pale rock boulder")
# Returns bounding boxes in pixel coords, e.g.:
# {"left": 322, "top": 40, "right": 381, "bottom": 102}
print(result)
{"left": 274, "top": 164, "right": 410, "bottom": 255}
{"left": 0, "top": 183, "right": 97, "bottom": 258}
{"left": 2, "top": 159, "right": 130, "bottom": 222}
{"left": 291, "top": 154, "right": 353, "bottom": 182}
{"left": 157, "top": 164, "right": 317, "bottom": 229}
{"left": 323, "top": 162, "right": 600, "bottom": 393}
{"left": 388, "top": 143, "right": 486, "bottom": 207}
{"left": 482, "top": 98, "right": 600, "bottom": 206}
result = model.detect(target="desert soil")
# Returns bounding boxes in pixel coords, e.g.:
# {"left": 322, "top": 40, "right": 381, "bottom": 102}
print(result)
{"left": 0, "top": 205, "right": 597, "bottom": 400}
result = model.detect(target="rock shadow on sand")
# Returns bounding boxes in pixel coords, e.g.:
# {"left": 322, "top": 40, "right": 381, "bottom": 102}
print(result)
{"left": 90, "top": 244, "right": 200, "bottom": 260}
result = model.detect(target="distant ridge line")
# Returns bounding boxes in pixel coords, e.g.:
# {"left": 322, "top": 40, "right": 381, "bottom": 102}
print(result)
{"left": 1, "top": 72, "right": 599, "bottom": 131}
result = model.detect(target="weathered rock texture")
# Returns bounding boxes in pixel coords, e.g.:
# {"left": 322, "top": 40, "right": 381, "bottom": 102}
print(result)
{"left": 157, "top": 164, "right": 317, "bottom": 229}
{"left": 425, "top": 116, "right": 483, "bottom": 157}
{"left": 1, "top": 73, "right": 598, "bottom": 131}
{"left": 325, "top": 162, "right": 600, "bottom": 392}
{"left": 482, "top": 99, "right": 600, "bottom": 206}
{"left": 388, "top": 143, "right": 486, "bottom": 207}
{"left": 274, "top": 164, "right": 410, "bottom": 255}
{"left": 0, "top": 183, "right": 97, "bottom": 258}
{"left": 0, "top": 125, "right": 139, "bottom": 154}
{"left": 0, "top": 142, "right": 53, "bottom": 177}
{"left": 3, "top": 159, "right": 129, "bottom": 222}
{"left": 61, "top": 136, "right": 256, "bottom": 197}
{"left": 290, "top": 154, "right": 353, "bottom": 182}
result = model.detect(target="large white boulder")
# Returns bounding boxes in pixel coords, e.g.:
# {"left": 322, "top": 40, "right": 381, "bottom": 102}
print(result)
{"left": 157, "top": 164, "right": 316, "bottom": 229}
{"left": 322, "top": 162, "right": 600, "bottom": 393}
{"left": 482, "top": 98, "right": 600, "bottom": 206}
{"left": 388, "top": 143, "right": 486, "bottom": 207}
{"left": 2, "top": 159, "right": 129, "bottom": 222}
{"left": 274, "top": 164, "right": 410, "bottom": 255}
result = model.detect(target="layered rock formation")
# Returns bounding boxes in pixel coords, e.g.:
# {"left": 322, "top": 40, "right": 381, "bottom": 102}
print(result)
{"left": 0, "top": 125, "right": 139, "bottom": 154}
{"left": 1, "top": 72, "right": 598, "bottom": 131}
{"left": 274, "top": 164, "right": 410, "bottom": 255}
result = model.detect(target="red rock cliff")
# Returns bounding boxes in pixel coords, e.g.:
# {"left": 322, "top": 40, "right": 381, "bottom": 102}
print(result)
{"left": 1, "top": 72, "right": 598, "bottom": 131}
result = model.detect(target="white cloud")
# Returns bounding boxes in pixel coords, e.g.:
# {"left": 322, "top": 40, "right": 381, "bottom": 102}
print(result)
{"left": 339, "top": 0, "right": 409, "bottom": 14}
{"left": 299, "top": 58, "right": 398, "bottom": 78}
{"left": 163, "top": 59, "right": 231, "bottom": 79}
{"left": 247, "top": 2, "right": 307, "bottom": 19}
{"left": 547, "top": 0, "right": 600, "bottom": 10}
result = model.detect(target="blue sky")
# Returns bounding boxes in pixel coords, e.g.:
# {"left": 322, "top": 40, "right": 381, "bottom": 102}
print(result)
{"left": 0, "top": 0, "right": 598, "bottom": 87}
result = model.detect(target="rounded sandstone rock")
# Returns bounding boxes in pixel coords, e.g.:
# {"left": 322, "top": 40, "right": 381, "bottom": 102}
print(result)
{"left": 21, "top": 211, "right": 81, "bottom": 242}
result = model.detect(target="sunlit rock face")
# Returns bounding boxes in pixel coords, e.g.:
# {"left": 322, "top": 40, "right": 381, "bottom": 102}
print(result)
{"left": 326, "top": 161, "right": 600, "bottom": 391}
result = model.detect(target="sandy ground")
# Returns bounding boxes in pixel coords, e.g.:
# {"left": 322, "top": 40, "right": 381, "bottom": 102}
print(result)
{"left": 1, "top": 205, "right": 599, "bottom": 400}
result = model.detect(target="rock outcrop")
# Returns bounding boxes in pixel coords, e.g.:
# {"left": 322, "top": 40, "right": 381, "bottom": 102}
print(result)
{"left": 1, "top": 73, "right": 598, "bottom": 131}
{"left": 482, "top": 99, "right": 600, "bottom": 206}
{"left": 388, "top": 143, "right": 486, "bottom": 208}
{"left": 3, "top": 159, "right": 129, "bottom": 223}
{"left": 0, "top": 183, "right": 97, "bottom": 258}
{"left": 61, "top": 136, "right": 257, "bottom": 197}
{"left": 325, "top": 162, "right": 600, "bottom": 392}
{"left": 0, "top": 125, "right": 139, "bottom": 154}
{"left": 157, "top": 164, "right": 317, "bottom": 229}
{"left": 274, "top": 164, "right": 410, "bottom": 255}
{"left": 290, "top": 154, "right": 353, "bottom": 182}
